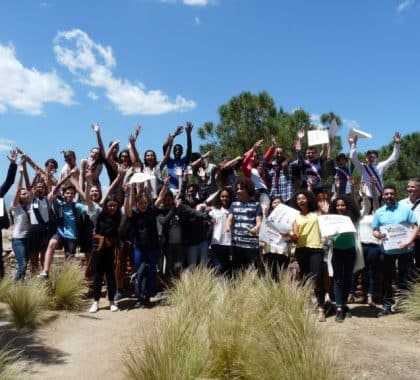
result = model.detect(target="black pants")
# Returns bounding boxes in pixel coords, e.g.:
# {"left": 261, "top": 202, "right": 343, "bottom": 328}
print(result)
{"left": 92, "top": 239, "right": 117, "bottom": 302}
{"left": 263, "top": 253, "right": 289, "bottom": 281}
{"left": 295, "top": 247, "right": 325, "bottom": 308}
{"left": 0, "top": 231, "right": 4, "bottom": 279}
{"left": 231, "top": 246, "right": 259, "bottom": 273}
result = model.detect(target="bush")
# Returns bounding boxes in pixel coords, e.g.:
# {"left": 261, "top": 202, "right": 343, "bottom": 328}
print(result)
{"left": 47, "top": 261, "right": 86, "bottom": 311}
{"left": 401, "top": 280, "right": 420, "bottom": 321}
{"left": 5, "top": 279, "right": 48, "bottom": 330}
{"left": 123, "top": 268, "right": 343, "bottom": 380}
{"left": 0, "top": 278, "right": 12, "bottom": 303}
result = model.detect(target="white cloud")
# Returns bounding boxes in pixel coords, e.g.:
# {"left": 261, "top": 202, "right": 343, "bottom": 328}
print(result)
{"left": 54, "top": 29, "right": 196, "bottom": 115}
{"left": 183, "top": 0, "right": 209, "bottom": 5}
{"left": 0, "top": 43, "right": 74, "bottom": 115}
{"left": 397, "top": 0, "right": 415, "bottom": 12}
{"left": 194, "top": 16, "right": 201, "bottom": 25}
{"left": 87, "top": 91, "right": 98, "bottom": 100}
{"left": 0, "top": 138, "right": 14, "bottom": 152}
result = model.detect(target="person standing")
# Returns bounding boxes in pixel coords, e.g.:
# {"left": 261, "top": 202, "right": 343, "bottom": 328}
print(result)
{"left": 372, "top": 185, "right": 419, "bottom": 315}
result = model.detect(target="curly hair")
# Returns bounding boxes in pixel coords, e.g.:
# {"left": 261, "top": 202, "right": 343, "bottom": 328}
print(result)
{"left": 290, "top": 190, "right": 318, "bottom": 213}
{"left": 235, "top": 177, "right": 256, "bottom": 197}
{"left": 213, "top": 187, "right": 235, "bottom": 209}
{"left": 329, "top": 195, "right": 360, "bottom": 224}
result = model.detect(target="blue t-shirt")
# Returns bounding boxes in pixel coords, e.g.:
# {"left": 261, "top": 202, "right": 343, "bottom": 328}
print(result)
{"left": 372, "top": 202, "right": 417, "bottom": 255}
{"left": 166, "top": 157, "right": 188, "bottom": 190}
{"left": 55, "top": 199, "right": 86, "bottom": 239}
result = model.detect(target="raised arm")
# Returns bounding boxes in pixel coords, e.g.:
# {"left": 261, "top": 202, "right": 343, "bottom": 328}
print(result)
{"left": 185, "top": 121, "right": 193, "bottom": 164}
{"left": 99, "top": 168, "right": 125, "bottom": 207}
{"left": 154, "top": 175, "right": 170, "bottom": 208}
{"left": 163, "top": 125, "right": 183, "bottom": 155}
{"left": 159, "top": 134, "right": 175, "bottom": 170}
{"left": 128, "top": 125, "right": 142, "bottom": 169}
{"left": 105, "top": 141, "right": 120, "bottom": 172}
{"left": 11, "top": 166, "right": 24, "bottom": 207}
{"left": 92, "top": 123, "right": 106, "bottom": 159}
{"left": 348, "top": 136, "right": 363, "bottom": 172}
{"left": 124, "top": 183, "right": 134, "bottom": 218}
{"left": 49, "top": 167, "right": 77, "bottom": 202}
{"left": 0, "top": 149, "right": 18, "bottom": 197}
{"left": 376, "top": 132, "right": 401, "bottom": 175}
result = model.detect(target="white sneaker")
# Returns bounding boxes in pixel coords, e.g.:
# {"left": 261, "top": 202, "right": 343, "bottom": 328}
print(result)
{"left": 109, "top": 303, "right": 119, "bottom": 312}
{"left": 37, "top": 270, "right": 48, "bottom": 278}
{"left": 89, "top": 302, "right": 99, "bottom": 313}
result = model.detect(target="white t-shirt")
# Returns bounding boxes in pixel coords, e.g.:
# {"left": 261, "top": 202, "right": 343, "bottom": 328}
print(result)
{"left": 29, "top": 196, "right": 50, "bottom": 225}
{"left": 358, "top": 214, "right": 379, "bottom": 245}
{"left": 209, "top": 207, "right": 231, "bottom": 246}
{"left": 10, "top": 204, "right": 30, "bottom": 239}
{"left": 400, "top": 197, "right": 420, "bottom": 224}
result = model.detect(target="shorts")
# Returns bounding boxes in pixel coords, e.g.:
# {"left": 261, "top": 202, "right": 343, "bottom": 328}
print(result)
{"left": 51, "top": 234, "right": 77, "bottom": 259}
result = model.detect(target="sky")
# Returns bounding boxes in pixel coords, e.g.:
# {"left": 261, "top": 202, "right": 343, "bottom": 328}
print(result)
{"left": 1, "top": 0, "right": 420, "bottom": 180}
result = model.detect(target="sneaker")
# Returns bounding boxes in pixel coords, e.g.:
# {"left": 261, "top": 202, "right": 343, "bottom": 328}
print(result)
{"left": 37, "top": 270, "right": 48, "bottom": 279}
{"left": 114, "top": 290, "right": 123, "bottom": 301}
{"left": 344, "top": 306, "right": 352, "bottom": 319}
{"left": 378, "top": 307, "right": 391, "bottom": 317}
{"left": 109, "top": 303, "right": 119, "bottom": 312}
{"left": 89, "top": 302, "right": 99, "bottom": 313}
{"left": 335, "top": 309, "right": 345, "bottom": 323}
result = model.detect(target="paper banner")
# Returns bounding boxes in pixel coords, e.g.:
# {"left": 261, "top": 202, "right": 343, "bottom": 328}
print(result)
{"left": 129, "top": 172, "right": 156, "bottom": 184}
{"left": 348, "top": 127, "right": 372, "bottom": 139}
{"left": 318, "top": 214, "right": 356, "bottom": 238}
{"left": 266, "top": 203, "right": 300, "bottom": 234}
{"left": 307, "top": 129, "right": 329, "bottom": 146}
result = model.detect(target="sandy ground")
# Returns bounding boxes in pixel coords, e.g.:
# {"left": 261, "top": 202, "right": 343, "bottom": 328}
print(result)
{"left": 1, "top": 299, "right": 420, "bottom": 380}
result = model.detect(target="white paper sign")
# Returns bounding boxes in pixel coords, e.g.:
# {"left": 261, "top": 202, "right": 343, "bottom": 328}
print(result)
{"left": 328, "top": 119, "right": 339, "bottom": 138}
{"left": 318, "top": 214, "right": 356, "bottom": 238}
{"left": 379, "top": 224, "right": 412, "bottom": 252}
{"left": 129, "top": 172, "right": 156, "bottom": 184}
{"left": 0, "top": 198, "right": 4, "bottom": 217}
{"left": 348, "top": 127, "right": 372, "bottom": 139}
{"left": 266, "top": 203, "right": 300, "bottom": 234}
{"left": 307, "top": 130, "right": 329, "bottom": 146}
{"left": 259, "top": 218, "right": 288, "bottom": 250}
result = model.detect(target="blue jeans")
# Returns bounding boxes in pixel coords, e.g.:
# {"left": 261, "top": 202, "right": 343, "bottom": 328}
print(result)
{"left": 134, "top": 248, "right": 159, "bottom": 297}
{"left": 211, "top": 244, "right": 232, "bottom": 275}
{"left": 187, "top": 240, "right": 209, "bottom": 268}
{"left": 332, "top": 247, "right": 355, "bottom": 308}
{"left": 12, "top": 238, "right": 28, "bottom": 280}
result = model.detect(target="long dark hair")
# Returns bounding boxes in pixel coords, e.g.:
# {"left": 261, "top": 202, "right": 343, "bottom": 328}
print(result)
{"left": 213, "top": 187, "right": 234, "bottom": 209}
{"left": 291, "top": 190, "right": 318, "bottom": 213}
{"left": 330, "top": 195, "right": 361, "bottom": 224}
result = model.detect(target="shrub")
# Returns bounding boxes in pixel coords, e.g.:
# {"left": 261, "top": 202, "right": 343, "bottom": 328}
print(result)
{"left": 5, "top": 279, "right": 48, "bottom": 330}
{"left": 123, "top": 268, "right": 343, "bottom": 380}
{"left": 401, "top": 280, "right": 420, "bottom": 321}
{"left": 47, "top": 261, "right": 86, "bottom": 310}
{"left": 0, "top": 278, "right": 12, "bottom": 303}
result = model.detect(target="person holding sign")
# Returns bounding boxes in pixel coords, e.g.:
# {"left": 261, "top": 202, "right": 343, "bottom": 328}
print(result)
{"left": 372, "top": 185, "right": 419, "bottom": 316}
{"left": 349, "top": 132, "right": 400, "bottom": 198}
{"left": 290, "top": 190, "right": 326, "bottom": 322}
{"left": 328, "top": 195, "right": 361, "bottom": 322}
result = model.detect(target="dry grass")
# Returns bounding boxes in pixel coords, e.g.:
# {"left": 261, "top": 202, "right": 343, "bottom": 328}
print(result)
{"left": 0, "top": 342, "right": 22, "bottom": 380}
{"left": 0, "top": 278, "right": 12, "bottom": 303}
{"left": 401, "top": 279, "right": 420, "bottom": 321}
{"left": 47, "top": 261, "right": 86, "bottom": 311}
{"left": 4, "top": 279, "right": 48, "bottom": 330}
{"left": 124, "top": 267, "right": 343, "bottom": 380}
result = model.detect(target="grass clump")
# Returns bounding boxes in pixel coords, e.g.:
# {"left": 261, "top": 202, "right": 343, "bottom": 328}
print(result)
{"left": 401, "top": 280, "right": 420, "bottom": 321}
{"left": 0, "top": 278, "right": 12, "bottom": 303}
{"left": 5, "top": 279, "right": 48, "bottom": 330}
{"left": 0, "top": 342, "right": 22, "bottom": 380}
{"left": 124, "top": 267, "right": 343, "bottom": 380}
{"left": 47, "top": 261, "right": 86, "bottom": 310}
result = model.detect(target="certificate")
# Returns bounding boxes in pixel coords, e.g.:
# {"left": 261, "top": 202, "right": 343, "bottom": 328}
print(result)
{"left": 307, "top": 130, "right": 329, "bottom": 147}
{"left": 318, "top": 214, "right": 356, "bottom": 238}
{"left": 379, "top": 224, "right": 411, "bottom": 252}
{"left": 266, "top": 203, "right": 300, "bottom": 234}
{"left": 259, "top": 218, "right": 288, "bottom": 250}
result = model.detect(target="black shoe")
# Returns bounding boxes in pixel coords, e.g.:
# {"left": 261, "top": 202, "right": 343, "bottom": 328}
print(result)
{"left": 344, "top": 306, "right": 352, "bottom": 318}
{"left": 378, "top": 307, "right": 391, "bottom": 317}
{"left": 134, "top": 299, "right": 152, "bottom": 309}
{"left": 335, "top": 310, "right": 345, "bottom": 323}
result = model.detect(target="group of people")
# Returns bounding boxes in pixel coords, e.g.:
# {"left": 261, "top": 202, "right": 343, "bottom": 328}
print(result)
{"left": 0, "top": 123, "right": 418, "bottom": 322}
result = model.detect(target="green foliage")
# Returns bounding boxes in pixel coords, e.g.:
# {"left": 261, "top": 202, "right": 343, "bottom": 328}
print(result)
{"left": 47, "top": 262, "right": 86, "bottom": 311}
{"left": 198, "top": 91, "right": 343, "bottom": 162}
{"left": 5, "top": 279, "right": 49, "bottom": 330}
{"left": 0, "top": 278, "right": 12, "bottom": 303}
{"left": 124, "top": 268, "right": 343, "bottom": 380}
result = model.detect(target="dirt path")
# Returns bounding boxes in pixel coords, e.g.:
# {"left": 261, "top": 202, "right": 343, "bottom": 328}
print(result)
{"left": 2, "top": 301, "right": 420, "bottom": 379}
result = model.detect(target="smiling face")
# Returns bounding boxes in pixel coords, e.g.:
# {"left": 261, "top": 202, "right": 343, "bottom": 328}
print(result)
{"left": 335, "top": 199, "right": 347, "bottom": 215}
{"left": 34, "top": 182, "right": 47, "bottom": 198}
{"left": 406, "top": 180, "right": 420, "bottom": 200}
{"left": 106, "top": 200, "right": 119, "bottom": 215}
{"left": 19, "top": 188, "right": 31, "bottom": 205}
{"left": 383, "top": 187, "right": 397, "bottom": 207}
{"left": 145, "top": 150, "right": 157, "bottom": 166}
{"left": 90, "top": 186, "right": 101, "bottom": 202}
{"left": 305, "top": 148, "right": 315, "bottom": 161}
{"left": 136, "top": 196, "right": 149, "bottom": 212}
{"left": 296, "top": 193, "right": 308, "bottom": 212}
{"left": 219, "top": 190, "right": 231, "bottom": 209}
{"left": 271, "top": 198, "right": 281, "bottom": 210}
{"left": 63, "top": 188, "right": 76, "bottom": 203}
{"left": 90, "top": 148, "right": 100, "bottom": 160}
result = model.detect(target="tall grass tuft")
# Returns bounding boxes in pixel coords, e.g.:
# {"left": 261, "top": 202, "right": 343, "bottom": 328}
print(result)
{"left": 123, "top": 267, "right": 343, "bottom": 380}
{"left": 5, "top": 279, "right": 48, "bottom": 330}
{"left": 47, "top": 261, "right": 86, "bottom": 310}
{"left": 0, "top": 278, "right": 12, "bottom": 303}
{"left": 401, "top": 280, "right": 420, "bottom": 321}
{"left": 0, "top": 342, "right": 22, "bottom": 380}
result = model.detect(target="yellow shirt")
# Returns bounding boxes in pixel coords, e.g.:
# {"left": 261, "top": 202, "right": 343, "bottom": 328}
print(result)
{"left": 295, "top": 212, "right": 322, "bottom": 249}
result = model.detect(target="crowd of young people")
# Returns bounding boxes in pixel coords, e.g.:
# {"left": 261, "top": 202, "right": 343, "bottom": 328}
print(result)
{"left": 0, "top": 124, "right": 419, "bottom": 322}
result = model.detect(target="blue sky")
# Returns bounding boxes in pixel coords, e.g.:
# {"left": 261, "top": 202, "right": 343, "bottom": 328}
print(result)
{"left": 0, "top": 0, "right": 419, "bottom": 177}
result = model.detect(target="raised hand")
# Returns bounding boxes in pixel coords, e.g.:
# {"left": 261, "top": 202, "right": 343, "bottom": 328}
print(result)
{"left": 185, "top": 121, "right": 193, "bottom": 133}
{"left": 174, "top": 125, "right": 184, "bottom": 137}
{"left": 135, "top": 124, "right": 142, "bottom": 137}
{"left": 297, "top": 130, "right": 305, "bottom": 140}
{"left": 8, "top": 149, "right": 17, "bottom": 163}
{"left": 348, "top": 135, "right": 358, "bottom": 146}
{"left": 253, "top": 139, "right": 264, "bottom": 151}
{"left": 91, "top": 123, "right": 100, "bottom": 133}
{"left": 393, "top": 132, "right": 401, "bottom": 144}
